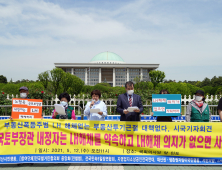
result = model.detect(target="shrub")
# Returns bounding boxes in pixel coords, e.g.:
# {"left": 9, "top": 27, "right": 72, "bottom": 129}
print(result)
{"left": 96, "top": 83, "right": 111, "bottom": 87}
{"left": 91, "top": 84, "right": 110, "bottom": 93}
{"left": 81, "top": 85, "right": 93, "bottom": 94}
{"left": 1, "top": 84, "right": 20, "bottom": 95}
{"left": 0, "top": 91, "right": 12, "bottom": 116}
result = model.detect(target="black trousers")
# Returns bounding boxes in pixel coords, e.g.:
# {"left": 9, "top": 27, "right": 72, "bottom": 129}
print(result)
{"left": 156, "top": 116, "right": 172, "bottom": 122}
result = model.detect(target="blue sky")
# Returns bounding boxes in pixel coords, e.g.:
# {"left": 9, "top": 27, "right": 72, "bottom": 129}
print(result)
{"left": 0, "top": 0, "right": 222, "bottom": 82}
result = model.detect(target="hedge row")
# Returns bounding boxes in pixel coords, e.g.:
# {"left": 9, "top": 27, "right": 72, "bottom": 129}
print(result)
{"left": 0, "top": 81, "right": 221, "bottom": 97}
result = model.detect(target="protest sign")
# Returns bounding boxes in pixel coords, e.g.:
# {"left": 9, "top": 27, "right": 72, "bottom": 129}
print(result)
{"left": 11, "top": 98, "right": 43, "bottom": 119}
{"left": 152, "top": 94, "right": 181, "bottom": 116}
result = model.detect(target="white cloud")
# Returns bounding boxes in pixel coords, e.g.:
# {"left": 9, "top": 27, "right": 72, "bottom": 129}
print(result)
{"left": 0, "top": 0, "right": 222, "bottom": 81}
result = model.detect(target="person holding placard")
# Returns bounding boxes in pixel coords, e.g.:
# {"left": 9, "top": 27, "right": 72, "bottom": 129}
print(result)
{"left": 151, "top": 89, "right": 173, "bottom": 122}
{"left": 84, "top": 90, "right": 107, "bottom": 120}
{"left": 10, "top": 86, "right": 35, "bottom": 166}
{"left": 9, "top": 86, "right": 30, "bottom": 121}
{"left": 52, "top": 93, "right": 76, "bottom": 120}
{"left": 116, "top": 81, "right": 143, "bottom": 121}
{"left": 186, "top": 90, "right": 211, "bottom": 122}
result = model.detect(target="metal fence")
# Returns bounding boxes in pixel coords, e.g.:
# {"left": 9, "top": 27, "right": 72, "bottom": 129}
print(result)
{"left": 0, "top": 104, "right": 220, "bottom": 122}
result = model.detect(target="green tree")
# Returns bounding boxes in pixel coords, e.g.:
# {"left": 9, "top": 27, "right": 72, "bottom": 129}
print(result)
{"left": 195, "top": 81, "right": 201, "bottom": 87}
{"left": 202, "top": 86, "right": 213, "bottom": 95}
{"left": 66, "top": 75, "right": 84, "bottom": 95}
{"left": 50, "top": 68, "right": 65, "bottom": 95}
{"left": 149, "top": 70, "right": 165, "bottom": 88}
{"left": 201, "top": 77, "right": 211, "bottom": 87}
{"left": 216, "top": 87, "right": 222, "bottom": 95}
{"left": 133, "top": 76, "right": 141, "bottom": 84}
{"left": 0, "top": 75, "right": 7, "bottom": 84}
{"left": 211, "top": 76, "right": 222, "bottom": 87}
{"left": 38, "top": 70, "right": 50, "bottom": 89}
{"left": 134, "top": 81, "right": 154, "bottom": 90}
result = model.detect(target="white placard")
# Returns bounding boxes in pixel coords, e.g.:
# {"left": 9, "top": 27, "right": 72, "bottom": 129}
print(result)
{"left": 30, "top": 108, "right": 39, "bottom": 113}
{"left": 152, "top": 98, "right": 167, "bottom": 103}
{"left": 54, "top": 104, "right": 66, "bottom": 115}
{"left": 127, "top": 107, "right": 139, "bottom": 112}
{"left": 28, "top": 102, "right": 42, "bottom": 106}
{"left": 167, "top": 100, "right": 180, "bottom": 104}
{"left": 19, "top": 115, "right": 34, "bottom": 119}
{"left": 90, "top": 109, "right": 100, "bottom": 113}
{"left": 166, "top": 109, "right": 180, "bottom": 113}
{"left": 13, "top": 100, "right": 28, "bottom": 105}
{"left": 153, "top": 107, "right": 165, "bottom": 112}
{"left": 13, "top": 107, "right": 28, "bottom": 112}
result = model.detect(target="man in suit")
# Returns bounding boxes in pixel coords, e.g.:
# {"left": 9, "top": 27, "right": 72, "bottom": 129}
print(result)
{"left": 116, "top": 81, "right": 143, "bottom": 121}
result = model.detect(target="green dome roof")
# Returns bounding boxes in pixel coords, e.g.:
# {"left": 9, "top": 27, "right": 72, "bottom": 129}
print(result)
{"left": 90, "top": 52, "right": 125, "bottom": 63}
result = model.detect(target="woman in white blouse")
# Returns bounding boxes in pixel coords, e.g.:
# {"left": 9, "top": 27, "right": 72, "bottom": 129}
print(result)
{"left": 84, "top": 90, "right": 107, "bottom": 120}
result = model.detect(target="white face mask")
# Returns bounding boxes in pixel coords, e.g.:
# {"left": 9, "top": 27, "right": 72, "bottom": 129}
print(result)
{"left": 20, "top": 93, "right": 27, "bottom": 98}
{"left": 127, "top": 90, "right": 134, "bottom": 95}
{"left": 195, "top": 96, "right": 203, "bottom": 102}
{"left": 60, "top": 101, "right": 67, "bottom": 106}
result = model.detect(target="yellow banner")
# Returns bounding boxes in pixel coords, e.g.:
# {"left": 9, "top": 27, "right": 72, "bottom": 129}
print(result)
{"left": 0, "top": 119, "right": 221, "bottom": 164}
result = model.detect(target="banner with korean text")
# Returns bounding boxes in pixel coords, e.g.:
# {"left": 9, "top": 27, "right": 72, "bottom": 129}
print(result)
{"left": 0, "top": 119, "right": 222, "bottom": 165}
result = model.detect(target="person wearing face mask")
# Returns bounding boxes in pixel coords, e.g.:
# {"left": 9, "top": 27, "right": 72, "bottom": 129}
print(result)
{"left": 19, "top": 86, "right": 29, "bottom": 99}
{"left": 84, "top": 90, "right": 107, "bottom": 120}
{"left": 9, "top": 86, "right": 30, "bottom": 121}
{"left": 117, "top": 81, "right": 143, "bottom": 121}
{"left": 186, "top": 90, "right": 211, "bottom": 122}
{"left": 9, "top": 86, "right": 33, "bottom": 165}
{"left": 52, "top": 93, "right": 76, "bottom": 120}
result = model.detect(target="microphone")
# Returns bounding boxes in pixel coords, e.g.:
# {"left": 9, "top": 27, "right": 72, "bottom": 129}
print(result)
{"left": 91, "top": 100, "right": 96, "bottom": 107}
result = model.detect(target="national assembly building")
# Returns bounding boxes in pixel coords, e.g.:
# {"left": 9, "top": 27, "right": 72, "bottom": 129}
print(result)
{"left": 54, "top": 52, "right": 159, "bottom": 87}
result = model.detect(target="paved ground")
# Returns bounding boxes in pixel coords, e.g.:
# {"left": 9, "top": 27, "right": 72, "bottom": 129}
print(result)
{"left": 0, "top": 164, "right": 222, "bottom": 170}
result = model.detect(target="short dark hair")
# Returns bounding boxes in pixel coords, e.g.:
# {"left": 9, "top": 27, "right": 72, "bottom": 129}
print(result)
{"left": 91, "top": 90, "right": 101, "bottom": 98}
{"left": 195, "top": 90, "right": 205, "bottom": 102}
{"left": 159, "top": 89, "right": 170, "bottom": 94}
{"left": 125, "top": 81, "right": 134, "bottom": 88}
{"left": 59, "top": 92, "right": 71, "bottom": 102}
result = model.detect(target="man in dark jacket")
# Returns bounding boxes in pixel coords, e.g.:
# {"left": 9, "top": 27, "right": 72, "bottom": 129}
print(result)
{"left": 116, "top": 81, "right": 143, "bottom": 121}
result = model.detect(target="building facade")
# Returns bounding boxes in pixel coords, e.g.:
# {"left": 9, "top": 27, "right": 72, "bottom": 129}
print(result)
{"left": 55, "top": 52, "right": 159, "bottom": 87}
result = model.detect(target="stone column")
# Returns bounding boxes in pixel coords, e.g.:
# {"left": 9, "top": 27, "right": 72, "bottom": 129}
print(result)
{"left": 99, "top": 68, "right": 101, "bottom": 83}
{"left": 113, "top": 68, "right": 116, "bottom": 87}
{"left": 85, "top": 68, "right": 88, "bottom": 85}
{"left": 140, "top": 68, "right": 143, "bottom": 81}
{"left": 71, "top": 68, "right": 74, "bottom": 75}
{"left": 147, "top": 70, "right": 150, "bottom": 81}
{"left": 127, "top": 68, "right": 129, "bottom": 81}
